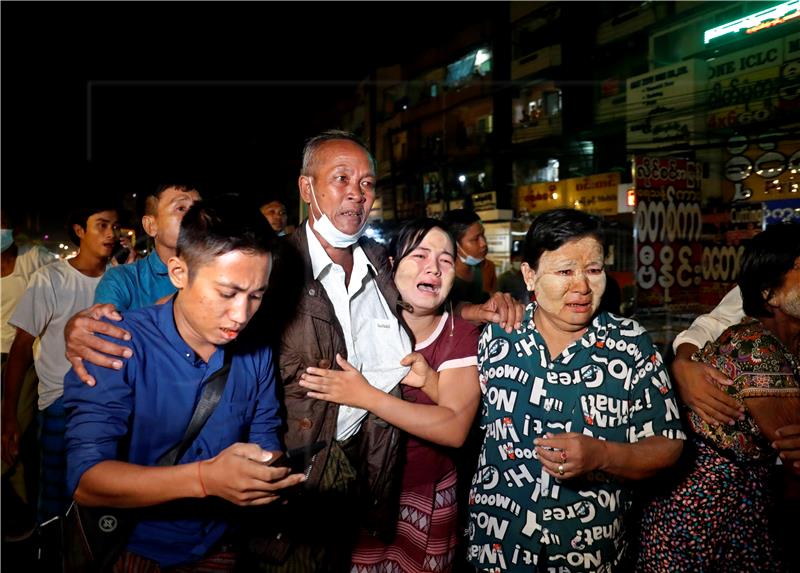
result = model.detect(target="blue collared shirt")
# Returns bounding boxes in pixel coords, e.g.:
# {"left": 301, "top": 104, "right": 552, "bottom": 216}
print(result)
{"left": 64, "top": 298, "right": 281, "bottom": 567}
{"left": 94, "top": 250, "right": 175, "bottom": 311}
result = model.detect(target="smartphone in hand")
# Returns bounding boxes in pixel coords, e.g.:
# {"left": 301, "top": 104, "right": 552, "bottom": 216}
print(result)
{"left": 270, "top": 441, "right": 326, "bottom": 476}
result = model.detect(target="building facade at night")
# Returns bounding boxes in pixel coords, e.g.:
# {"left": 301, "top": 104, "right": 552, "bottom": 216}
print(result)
{"left": 334, "top": 0, "right": 800, "bottom": 346}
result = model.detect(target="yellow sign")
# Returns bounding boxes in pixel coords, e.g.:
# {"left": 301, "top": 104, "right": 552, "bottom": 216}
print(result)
{"left": 565, "top": 173, "right": 621, "bottom": 214}
{"left": 517, "top": 181, "right": 565, "bottom": 213}
{"left": 722, "top": 136, "right": 800, "bottom": 202}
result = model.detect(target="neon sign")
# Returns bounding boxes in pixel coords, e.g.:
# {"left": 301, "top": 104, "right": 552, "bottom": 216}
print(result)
{"left": 704, "top": 1, "right": 800, "bottom": 44}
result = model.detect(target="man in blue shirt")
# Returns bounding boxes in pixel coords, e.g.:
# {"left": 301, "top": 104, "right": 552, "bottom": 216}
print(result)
{"left": 93, "top": 183, "right": 201, "bottom": 311}
{"left": 64, "top": 195, "right": 304, "bottom": 570}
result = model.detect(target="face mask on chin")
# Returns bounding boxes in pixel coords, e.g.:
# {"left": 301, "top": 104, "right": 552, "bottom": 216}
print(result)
{"left": 0, "top": 229, "right": 14, "bottom": 253}
{"left": 458, "top": 245, "right": 484, "bottom": 266}
{"left": 307, "top": 180, "right": 367, "bottom": 248}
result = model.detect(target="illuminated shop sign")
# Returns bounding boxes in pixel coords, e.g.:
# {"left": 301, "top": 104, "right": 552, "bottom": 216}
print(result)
{"left": 704, "top": 1, "right": 800, "bottom": 44}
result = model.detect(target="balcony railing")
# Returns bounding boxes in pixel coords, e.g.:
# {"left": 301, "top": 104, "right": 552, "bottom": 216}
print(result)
{"left": 512, "top": 115, "right": 563, "bottom": 143}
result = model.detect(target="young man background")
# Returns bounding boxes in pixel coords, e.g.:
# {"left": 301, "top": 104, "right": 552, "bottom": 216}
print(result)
{"left": 2, "top": 200, "right": 120, "bottom": 522}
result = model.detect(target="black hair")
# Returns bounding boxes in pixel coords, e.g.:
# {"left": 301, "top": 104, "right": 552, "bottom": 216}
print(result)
{"left": 143, "top": 182, "right": 200, "bottom": 216}
{"left": 260, "top": 199, "right": 286, "bottom": 209}
{"left": 67, "top": 201, "right": 120, "bottom": 246}
{"left": 523, "top": 208, "right": 605, "bottom": 270}
{"left": 738, "top": 223, "right": 800, "bottom": 318}
{"left": 301, "top": 130, "right": 375, "bottom": 177}
{"left": 389, "top": 218, "right": 455, "bottom": 278}
{"left": 441, "top": 209, "right": 481, "bottom": 245}
{"left": 176, "top": 194, "right": 278, "bottom": 280}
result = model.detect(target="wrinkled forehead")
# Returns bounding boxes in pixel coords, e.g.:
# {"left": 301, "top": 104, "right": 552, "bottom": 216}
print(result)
{"left": 539, "top": 237, "right": 604, "bottom": 267}
{"left": 315, "top": 140, "right": 375, "bottom": 174}
{"left": 158, "top": 187, "right": 199, "bottom": 208}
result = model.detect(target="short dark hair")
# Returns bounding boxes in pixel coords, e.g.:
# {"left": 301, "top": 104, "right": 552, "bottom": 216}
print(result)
{"left": 389, "top": 218, "right": 455, "bottom": 278}
{"left": 144, "top": 183, "right": 199, "bottom": 216}
{"left": 301, "top": 130, "right": 375, "bottom": 177}
{"left": 177, "top": 194, "right": 278, "bottom": 280}
{"left": 441, "top": 209, "right": 481, "bottom": 245}
{"left": 738, "top": 223, "right": 800, "bottom": 318}
{"left": 260, "top": 199, "right": 286, "bottom": 209}
{"left": 523, "top": 208, "right": 605, "bottom": 270}
{"left": 67, "top": 202, "right": 120, "bottom": 245}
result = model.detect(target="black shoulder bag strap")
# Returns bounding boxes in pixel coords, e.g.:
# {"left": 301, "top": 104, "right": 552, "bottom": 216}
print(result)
{"left": 157, "top": 349, "right": 234, "bottom": 466}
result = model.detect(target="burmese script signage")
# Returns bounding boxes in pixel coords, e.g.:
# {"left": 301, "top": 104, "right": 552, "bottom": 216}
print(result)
{"left": 706, "top": 33, "right": 800, "bottom": 130}
{"left": 517, "top": 181, "right": 565, "bottom": 213}
{"left": 634, "top": 157, "right": 703, "bottom": 310}
{"left": 518, "top": 173, "right": 621, "bottom": 215}
{"left": 565, "top": 172, "right": 620, "bottom": 215}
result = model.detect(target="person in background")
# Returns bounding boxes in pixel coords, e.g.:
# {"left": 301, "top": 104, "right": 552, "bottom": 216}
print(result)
{"left": 61, "top": 183, "right": 201, "bottom": 387}
{"left": 260, "top": 199, "right": 289, "bottom": 236}
{"left": 64, "top": 196, "right": 303, "bottom": 571}
{"left": 442, "top": 209, "right": 497, "bottom": 305}
{"left": 93, "top": 182, "right": 201, "bottom": 312}
{"left": 298, "top": 218, "right": 480, "bottom": 573}
{"left": 637, "top": 223, "right": 800, "bottom": 572}
{"left": 497, "top": 240, "right": 528, "bottom": 304}
{"left": 1, "top": 210, "right": 57, "bottom": 358}
{"left": 2, "top": 201, "right": 120, "bottom": 524}
{"left": 0, "top": 209, "right": 56, "bottom": 539}
{"left": 468, "top": 208, "right": 684, "bottom": 572}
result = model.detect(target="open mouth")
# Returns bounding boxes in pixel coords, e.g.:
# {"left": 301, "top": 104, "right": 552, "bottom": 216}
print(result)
{"left": 220, "top": 327, "right": 240, "bottom": 339}
{"left": 566, "top": 302, "right": 592, "bottom": 312}
{"left": 417, "top": 282, "right": 441, "bottom": 295}
{"left": 339, "top": 209, "right": 363, "bottom": 222}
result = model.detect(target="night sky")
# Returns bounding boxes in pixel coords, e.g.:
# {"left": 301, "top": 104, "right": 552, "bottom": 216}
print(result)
{"left": 2, "top": 1, "right": 491, "bottom": 237}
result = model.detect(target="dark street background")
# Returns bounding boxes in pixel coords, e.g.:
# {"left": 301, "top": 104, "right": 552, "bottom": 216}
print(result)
{"left": 1, "top": 1, "right": 491, "bottom": 234}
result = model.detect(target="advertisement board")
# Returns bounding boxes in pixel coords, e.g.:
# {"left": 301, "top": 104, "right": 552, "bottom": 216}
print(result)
{"left": 626, "top": 60, "right": 706, "bottom": 148}
{"left": 565, "top": 173, "right": 620, "bottom": 215}
{"left": 706, "top": 33, "right": 800, "bottom": 131}
{"left": 633, "top": 156, "right": 703, "bottom": 310}
{"left": 517, "top": 181, "right": 565, "bottom": 213}
{"left": 721, "top": 134, "right": 800, "bottom": 203}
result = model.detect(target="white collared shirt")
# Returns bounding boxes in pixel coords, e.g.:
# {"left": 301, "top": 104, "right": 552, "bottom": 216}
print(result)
{"left": 672, "top": 286, "right": 744, "bottom": 352}
{"left": 306, "top": 225, "right": 412, "bottom": 440}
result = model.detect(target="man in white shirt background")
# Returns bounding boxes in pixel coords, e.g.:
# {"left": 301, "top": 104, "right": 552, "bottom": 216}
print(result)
{"left": 0, "top": 209, "right": 56, "bottom": 540}
{"left": 2, "top": 201, "right": 120, "bottom": 528}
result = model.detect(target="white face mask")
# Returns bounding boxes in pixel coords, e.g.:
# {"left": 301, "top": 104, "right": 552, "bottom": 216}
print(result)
{"left": 308, "top": 179, "right": 367, "bottom": 248}
{"left": 457, "top": 245, "right": 484, "bottom": 266}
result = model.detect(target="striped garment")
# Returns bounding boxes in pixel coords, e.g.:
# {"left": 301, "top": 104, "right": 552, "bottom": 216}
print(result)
{"left": 351, "top": 468, "right": 459, "bottom": 573}
{"left": 37, "top": 396, "right": 70, "bottom": 523}
{"left": 350, "top": 314, "right": 479, "bottom": 573}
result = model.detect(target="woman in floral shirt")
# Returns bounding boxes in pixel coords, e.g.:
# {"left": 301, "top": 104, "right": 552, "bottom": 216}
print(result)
{"left": 637, "top": 223, "right": 800, "bottom": 572}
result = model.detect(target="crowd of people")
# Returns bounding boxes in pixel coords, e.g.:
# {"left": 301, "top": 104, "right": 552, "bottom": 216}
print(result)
{"left": 0, "top": 129, "right": 798, "bottom": 573}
